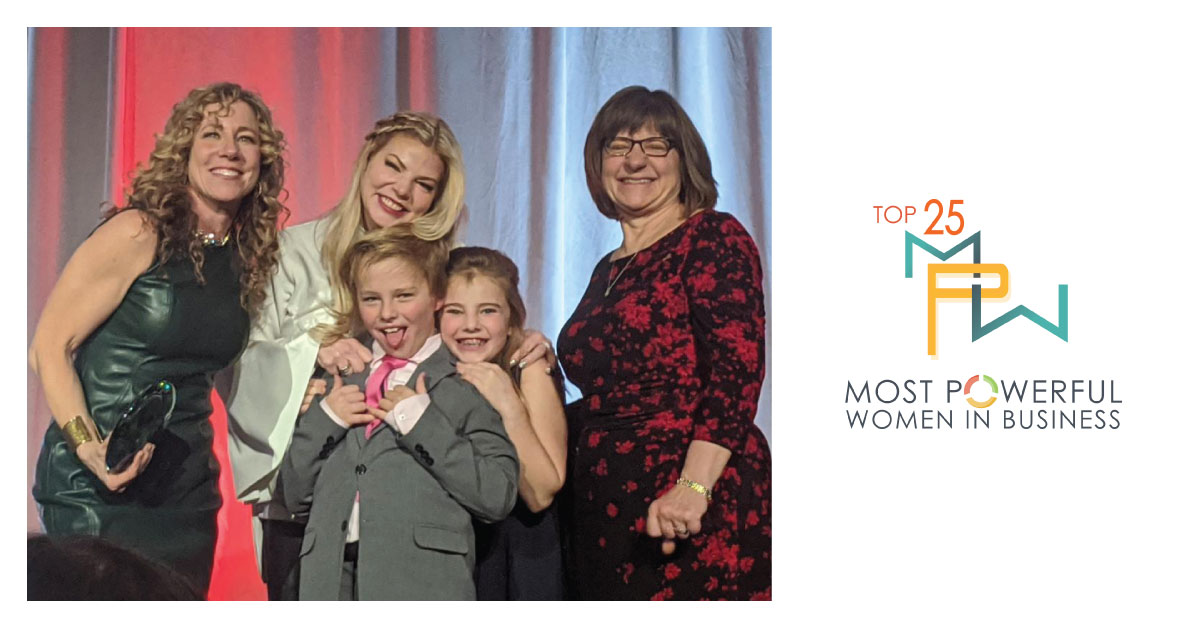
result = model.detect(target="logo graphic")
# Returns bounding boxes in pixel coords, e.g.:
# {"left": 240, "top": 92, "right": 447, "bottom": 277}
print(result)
{"left": 905, "top": 231, "right": 1068, "bottom": 356}
{"left": 964, "top": 374, "right": 997, "bottom": 408}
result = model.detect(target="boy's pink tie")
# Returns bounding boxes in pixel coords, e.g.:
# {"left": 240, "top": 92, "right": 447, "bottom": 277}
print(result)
{"left": 364, "top": 355, "right": 408, "bottom": 438}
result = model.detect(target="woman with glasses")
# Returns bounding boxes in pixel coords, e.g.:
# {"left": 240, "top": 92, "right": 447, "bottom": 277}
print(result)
{"left": 557, "top": 86, "right": 771, "bottom": 600}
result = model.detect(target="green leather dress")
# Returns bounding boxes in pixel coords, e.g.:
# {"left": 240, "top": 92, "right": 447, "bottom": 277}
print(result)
{"left": 33, "top": 238, "right": 249, "bottom": 593}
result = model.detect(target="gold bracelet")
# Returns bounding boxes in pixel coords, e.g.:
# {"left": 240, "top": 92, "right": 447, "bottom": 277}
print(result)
{"left": 676, "top": 474, "right": 713, "bottom": 502}
{"left": 61, "top": 415, "right": 94, "bottom": 451}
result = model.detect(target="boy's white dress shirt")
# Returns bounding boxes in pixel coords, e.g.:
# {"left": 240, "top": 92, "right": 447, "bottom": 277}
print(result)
{"left": 319, "top": 334, "right": 441, "bottom": 542}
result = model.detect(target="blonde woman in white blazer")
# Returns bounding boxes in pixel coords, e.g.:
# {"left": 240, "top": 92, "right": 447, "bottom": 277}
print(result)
{"left": 223, "top": 112, "right": 467, "bottom": 600}
{"left": 223, "top": 111, "right": 556, "bottom": 599}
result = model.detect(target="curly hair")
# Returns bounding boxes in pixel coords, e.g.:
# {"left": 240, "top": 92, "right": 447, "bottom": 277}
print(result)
{"left": 320, "top": 111, "right": 466, "bottom": 317}
{"left": 105, "top": 82, "right": 289, "bottom": 316}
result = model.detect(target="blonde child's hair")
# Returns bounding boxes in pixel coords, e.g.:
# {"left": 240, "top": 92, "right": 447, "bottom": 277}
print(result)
{"left": 314, "top": 226, "right": 450, "bottom": 344}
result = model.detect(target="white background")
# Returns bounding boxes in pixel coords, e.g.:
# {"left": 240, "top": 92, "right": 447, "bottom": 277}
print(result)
{"left": 8, "top": 1, "right": 1200, "bottom": 622}
{"left": 786, "top": 2, "right": 1199, "bottom": 625}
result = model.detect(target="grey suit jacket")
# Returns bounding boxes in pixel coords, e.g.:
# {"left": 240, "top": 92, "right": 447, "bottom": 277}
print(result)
{"left": 279, "top": 341, "right": 519, "bottom": 600}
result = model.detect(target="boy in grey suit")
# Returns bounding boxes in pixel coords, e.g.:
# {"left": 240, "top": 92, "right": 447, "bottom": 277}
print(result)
{"left": 280, "top": 230, "right": 518, "bottom": 600}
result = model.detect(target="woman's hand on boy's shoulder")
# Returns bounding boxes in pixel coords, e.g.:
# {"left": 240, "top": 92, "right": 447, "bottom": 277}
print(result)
{"left": 324, "top": 372, "right": 372, "bottom": 426}
{"left": 317, "top": 337, "right": 373, "bottom": 376}
{"left": 509, "top": 329, "right": 557, "bottom": 372}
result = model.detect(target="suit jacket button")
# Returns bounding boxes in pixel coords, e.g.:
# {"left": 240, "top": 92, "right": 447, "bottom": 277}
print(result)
{"left": 341, "top": 521, "right": 348, "bottom": 531}
{"left": 355, "top": 464, "right": 367, "bottom": 475}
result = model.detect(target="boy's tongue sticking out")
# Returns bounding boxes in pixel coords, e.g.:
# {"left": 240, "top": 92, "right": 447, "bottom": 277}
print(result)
{"left": 380, "top": 325, "right": 408, "bottom": 352}
{"left": 357, "top": 257, "right": 441, "bottom": 360}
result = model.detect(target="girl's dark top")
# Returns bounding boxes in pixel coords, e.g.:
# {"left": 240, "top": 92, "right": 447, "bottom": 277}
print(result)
{"left": 473, "top": 363, "right": 567, "bottom": 600}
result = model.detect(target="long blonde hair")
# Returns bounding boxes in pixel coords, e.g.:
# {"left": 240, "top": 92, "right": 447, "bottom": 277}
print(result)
{"left": 106, "top": 82, "right": 288, "bottom": 315}
{"left": 320, "top": 111, "right": 465, "bottom": 317}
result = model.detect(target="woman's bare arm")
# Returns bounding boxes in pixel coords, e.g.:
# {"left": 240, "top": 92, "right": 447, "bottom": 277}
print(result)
{"left": 29, "top": 210, "right": 159, "bottom": 489}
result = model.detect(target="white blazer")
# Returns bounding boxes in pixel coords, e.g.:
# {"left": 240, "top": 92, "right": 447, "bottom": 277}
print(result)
{"left": 224, "top": 215, "right": 336, "bottom": 509}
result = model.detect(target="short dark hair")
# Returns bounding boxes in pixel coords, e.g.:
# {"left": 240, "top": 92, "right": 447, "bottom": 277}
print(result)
{"left": 27, "top": 534, "right": 203, "bottom": 600}
{"left": 583, "top": 86, "right": 718, "bottom": 219}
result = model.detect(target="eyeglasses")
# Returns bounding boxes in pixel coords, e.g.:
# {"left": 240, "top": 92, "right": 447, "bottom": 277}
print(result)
{"left": 603, "top": 136, "right": 673, "bottom": 157}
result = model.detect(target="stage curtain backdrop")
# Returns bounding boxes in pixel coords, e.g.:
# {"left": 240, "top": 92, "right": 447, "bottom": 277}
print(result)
{"left": 27, "top": 27, "right": 771, "bottom": 600}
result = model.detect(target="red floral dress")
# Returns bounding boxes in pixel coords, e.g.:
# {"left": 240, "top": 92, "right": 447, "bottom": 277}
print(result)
{"left": 557, "top": 210, "right": 771, "bottom": 600}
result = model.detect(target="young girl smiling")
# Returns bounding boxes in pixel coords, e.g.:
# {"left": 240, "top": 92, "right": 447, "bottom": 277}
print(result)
{"left": 439, "top": 247, "right": 567, "bottom": 599}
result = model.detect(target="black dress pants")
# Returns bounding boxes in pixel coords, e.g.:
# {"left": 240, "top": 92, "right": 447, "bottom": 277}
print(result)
{"left": 261, "top": 518, "right": 305, "bottom": 601}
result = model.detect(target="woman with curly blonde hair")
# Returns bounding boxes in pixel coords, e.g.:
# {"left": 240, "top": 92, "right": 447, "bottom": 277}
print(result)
{"left": 30, "top": 82, "right": 288, "bottom": 594}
